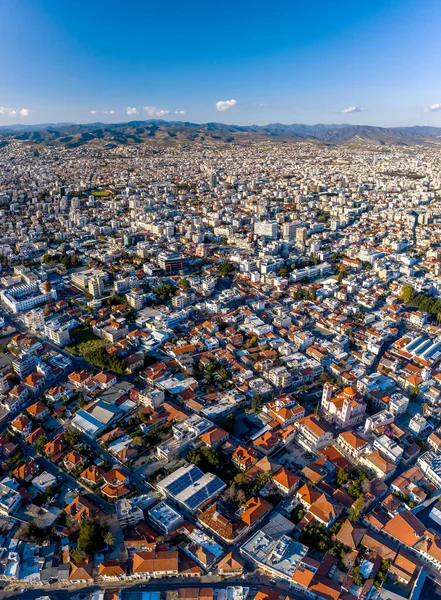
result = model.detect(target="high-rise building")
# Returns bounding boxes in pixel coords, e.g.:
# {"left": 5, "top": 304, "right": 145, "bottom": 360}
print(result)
{"left": 209, "top": 170, "right": 217, "bottom": 190}
{"left": 88, "top": 276, "right": 104, "bottom": 298}
{"left": 295, "top": 227, "right": 308, "bottom": 244}
{"left": 158, "top": 252, "right": 183, "bottom": 274}
{"left": 254, "top": 221, "right": 278, "bottom": 239}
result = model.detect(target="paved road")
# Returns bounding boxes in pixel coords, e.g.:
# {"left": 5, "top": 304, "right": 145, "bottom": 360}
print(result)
{"left": 0, "top": 578, "right": 306, "bottom": 600}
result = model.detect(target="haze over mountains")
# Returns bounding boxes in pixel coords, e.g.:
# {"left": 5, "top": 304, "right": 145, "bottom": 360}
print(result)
{"left": 1, "top": 120, "right": 441, "bottom": 148}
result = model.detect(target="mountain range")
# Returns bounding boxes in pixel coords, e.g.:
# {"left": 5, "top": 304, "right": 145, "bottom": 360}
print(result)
{"left": 1, "top": 120, "right": 441, "bottom": 148}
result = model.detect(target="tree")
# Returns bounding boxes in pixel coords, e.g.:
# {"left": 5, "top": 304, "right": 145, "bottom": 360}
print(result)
{"left": 153, "top": 284, "right": 175, "bottom": 302}
{"left": 77, "top": 520, "right": 104, "bottom": 554}
{"left": 84, "top": 347, "right": 126, "bottom": 374}
{"left": 353, "top": 565, "right": 365, "bottom": 587}
{"left": 251, "top": 393, "right": 263, "bottom": 413}
{"left": 187, "top": 449, "right": 202, "bottom": 466}
{"left": 249, "top": 335, "right": 258, "bottom": 348}
{"left": 329, "top": 543, "right": 345, "bottom": 559}
{"left": 410, "top": 385, "right": 420, "bottom": 399}
{"left": 24, "top": 522, "right": 50, "bottom": 544}
{"left": 253, "top": 471, "right": 272, "bottom": 492}
{"left": 374, "top": 559, "right": 390, "bottom": 587}
{"left": 64, "top": 429, "right": 81, "bottom": 446}
{"left": 234, "top": 473, "right": 249, "bottom": 488}
{"left": 201, "top": 447, "right": 221, "bottom": 468}
{"left": 70, "top": 547, "right": 86, "bottom": 564}
{"left": 337, "top": 265, "right": 347, "bottom": 283}
{"left": 220, "top": 413, "right": 235, "bottom": 432}
{"left": 400, "top": 285, "right": 414, "bottom": 304}
{"left": 291, "top": 505, "right": 305, "bottom": 523}
{"left": 104, "top": 531, "right": 115, "bottom": 548}
{"left": 218, "top": 262, "right": 235, "bottom": 277}
{"left": 348, "top": 480, "right": 362, "bottom": 499}
{"left": 336, "top": 467, "right": 349, "bottom": 486}
{"left": 349, "top": 497, "right": 364, "bottom": 522}
{"left": 36, "top": 435, "right": 48, "bottom": 455}
{"left": 132, "top": 436, "right": 144, "bottom": 448}
{"left": 218, "top": 367, "right": 229, "bottom": 381}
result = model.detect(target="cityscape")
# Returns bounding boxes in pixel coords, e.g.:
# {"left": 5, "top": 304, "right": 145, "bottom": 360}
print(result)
{"left": 2, "top": 1, "right": 441, "bottom": 600}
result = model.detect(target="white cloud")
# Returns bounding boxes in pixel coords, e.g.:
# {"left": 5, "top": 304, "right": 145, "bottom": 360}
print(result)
{"left": 143, "top": 106, "right": 170, "bottom": 117}
{"left": 103, "top": 110, "right": 116, "bottom": 115}
{"left": 19, "top": 108, "right": 30, "bottom": 117}
{"left": 90, "top": 110, "right": 97, "bottom": 115}
{"left": 175, "top": 110, "right": 186, "bottom": 115}
{"left": 216, "top": 99, "right": 237, "bottom": 111}
{"left": 423, "top": 103, "right": 441, "bottom": 113}
{"left": 126, "top": 107, "right": 138, "bottom": 115}
{"left": 0, "top": 107, "right": 17, "bottom": 117}
{"left": 341, "top": 106, "right": 363, "bottom": 114}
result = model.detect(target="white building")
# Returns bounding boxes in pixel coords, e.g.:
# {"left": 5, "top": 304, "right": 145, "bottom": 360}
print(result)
{"left": 373, "top": 434, "right": 404, "bottom": 465}
{"left": 418, "top": 452, "right": 441, "bottom": 489}
{"left": 148, "top": 501, "right": 183, "bottom": 534}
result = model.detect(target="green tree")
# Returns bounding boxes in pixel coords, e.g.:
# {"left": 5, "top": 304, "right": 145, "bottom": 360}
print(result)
{"left": 104, "top": 531, "right": 115, "bottom": 547}
{"left": 251, "top": 393, "right": 263, "bottom": 413}
{"left": 253, "top": 470, "right": 272, "bottom": 492}
{"left": 132, "top": 436, "right": 144, "bottom": 448}
{"left": 249, "top": 335, "right": 258, "bottom": 348}
{"left": 336, "top": 467, "right": 349, "bottom": 486}
{"left": 84, "top": 347, "right": 126, "bottom": 374}
{"left": 349, "top": 497, "right": 364, "bottom": 522}
{"left": 234, "top": 473, "right": 249, "bottom": 488}
{"left": 337, "top": 265, "right": 347, "bottom": 283}
{"left": 64, "top": 429, "right": 81, "bottom": 446}
{"left": 353, "top": 565, "right": 365, "bottom": 587}
{"left": 220, "top": 413, "right": 235, "bottom": 432}
{"left": 36, "top": 435, "right": 48, "bottom": 455}
{"left": 400, "top": 285, "right": 414, "bottom": 304}
{"left": 218, "top": 367, "right": 229, "bottom": 381}
{"left": 187, "top": 449, "right": 202, "bottom": 466}
{"left": 77, "top": 520, "right": 104, "bottom": 554}
{"left": 70, "top": 547, "right": 86, "bottom": 564}
{"left": 218, "top": 262, "right": 235, "bottom": 277}
{"left": 348, "top": 480, "right": 362, "bottom": 499}
{"left": 153, "top": 284, "right": 175, "bottom": 302}
{"left": 410, "top": 385, "right": 420, "bottom": 399}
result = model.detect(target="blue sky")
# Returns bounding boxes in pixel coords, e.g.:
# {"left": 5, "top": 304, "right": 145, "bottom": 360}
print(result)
{"left": 1, "top": 0, "right": 440, "bottom": 126}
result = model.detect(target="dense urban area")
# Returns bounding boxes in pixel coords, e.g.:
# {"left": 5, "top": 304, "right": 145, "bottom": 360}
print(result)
{"left": 1, "top": 136, "right": 441, "bottom": 600}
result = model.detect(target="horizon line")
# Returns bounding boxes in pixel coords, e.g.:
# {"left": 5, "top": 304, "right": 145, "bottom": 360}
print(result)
{"left": 1, "top": 119, "right": 441, "bottom": 130}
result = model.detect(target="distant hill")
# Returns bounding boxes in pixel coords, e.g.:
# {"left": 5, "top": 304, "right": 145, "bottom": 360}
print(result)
{"left": 1, "top": 120, "right": 441, "bottom": 148}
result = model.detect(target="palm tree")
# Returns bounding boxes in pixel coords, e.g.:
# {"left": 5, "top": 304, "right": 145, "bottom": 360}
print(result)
{"left": 104, "top": 531, "right": 115, "bottom": 548}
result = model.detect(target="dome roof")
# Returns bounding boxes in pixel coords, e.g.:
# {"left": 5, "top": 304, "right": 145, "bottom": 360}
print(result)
{"left": 344, "top": 387, "right": 356, "bottom": 397}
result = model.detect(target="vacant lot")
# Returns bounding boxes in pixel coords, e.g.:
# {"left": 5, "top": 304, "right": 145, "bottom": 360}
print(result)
{"left": 66, "top": 326, "right": 106, "bottom": 356}
{"left": 91, "top": 189, "right": 111, "bottom": 197}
